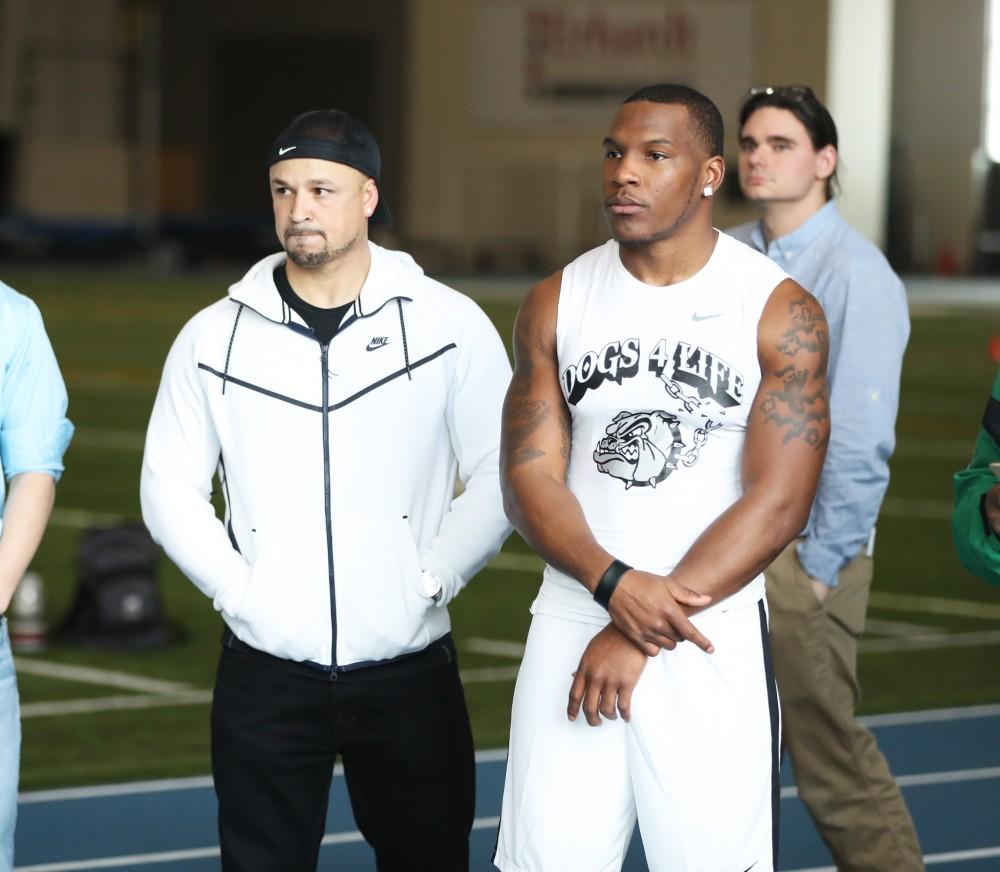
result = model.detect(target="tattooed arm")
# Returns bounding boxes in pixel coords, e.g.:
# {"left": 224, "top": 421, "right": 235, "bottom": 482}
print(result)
{"left": 501, "top": 275, "right": 713, "bottom": 663}
{"left": 622, "top": 278, "right": 830, "bottom": 606}
{"left": 501, "top": 274, "right": 607, "bottom": 584}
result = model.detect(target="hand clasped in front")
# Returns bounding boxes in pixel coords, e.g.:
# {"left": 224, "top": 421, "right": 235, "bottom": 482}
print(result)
{"left": 606, "top": 569, "right": 715, "bottom": 657}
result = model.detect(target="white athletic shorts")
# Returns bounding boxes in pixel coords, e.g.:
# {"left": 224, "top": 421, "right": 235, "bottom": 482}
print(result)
{"left": 494, "top": 600, "right": 780, "bottom": 872}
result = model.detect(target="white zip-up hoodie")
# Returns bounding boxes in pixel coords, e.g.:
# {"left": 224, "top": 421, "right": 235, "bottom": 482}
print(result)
{"left": 141, "top": 243, "right": 512, "bottom": 668}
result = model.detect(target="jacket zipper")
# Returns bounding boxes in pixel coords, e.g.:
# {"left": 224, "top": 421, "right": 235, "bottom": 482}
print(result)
{"left": 320, "top": 341, "right": 338, "bottom": 679}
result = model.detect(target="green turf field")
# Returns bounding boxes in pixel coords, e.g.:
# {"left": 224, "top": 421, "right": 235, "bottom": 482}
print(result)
{"left": 2, "top": 269, "right": 1000, "bottom": 790}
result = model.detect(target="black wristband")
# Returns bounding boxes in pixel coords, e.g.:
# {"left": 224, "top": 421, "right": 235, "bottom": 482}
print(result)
{"left": 593, "top": 559, "right": 632, "bottom": 610}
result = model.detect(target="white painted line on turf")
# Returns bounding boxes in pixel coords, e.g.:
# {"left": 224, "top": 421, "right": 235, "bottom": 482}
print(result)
{"left": 491, "top": 547, "right": 1000, "bottom": 629}
{"left": 18, "top": 663, "right": 518, "bottom": 720}
{"left": 20, "top": 690, "right": 212, "bottom": 719}
{"left": 464, "top": 638, "right": 527, "bottom": 659}
{"left": 859, "top": 628, "right": 1000, "bottom": 653}
{"left": 468, "top": 617, "right": 1000, "bottom": 658}
{"left": 489, "top": 550, "right": 1000, "bottom": 627}
{"left": 70, "top": 429, "right": 146, "bottom": 452}
{"left": 863, "top": 617, "right": 941, "bottom": 637}
{"left": 12, "top": 815, "right": 503, "bottom": 871}
{"left": 487, "top": 552, "right": 543, "bottom": 572}
{"left": 459, "top": 665, "right": 520, "bottom": 682}
{"left": 869, "top": 591, "right": 1000, "bottom": 620}
{"left": 14, "top": 659, "right": 194, "bottom": 695}
{"left": 880, "top": 496, "right": 952, "bottom": 520}
{"left": 49, "top": 508, "right": 127, "bottom": 529}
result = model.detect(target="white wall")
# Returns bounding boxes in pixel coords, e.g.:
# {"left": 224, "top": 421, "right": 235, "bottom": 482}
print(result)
{"left": 827, "top": 0, "right": 894, "bottom": 248}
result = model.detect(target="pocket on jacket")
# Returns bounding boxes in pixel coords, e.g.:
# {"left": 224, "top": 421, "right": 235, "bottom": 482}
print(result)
{"left": 375, "top": 515, "right": 430, "bottom": 613}
{"left": 332, "top": 513, "right": 434, "bottom": 661}
{"left": 229, "top": 542, "right": 327, "bottom": 662}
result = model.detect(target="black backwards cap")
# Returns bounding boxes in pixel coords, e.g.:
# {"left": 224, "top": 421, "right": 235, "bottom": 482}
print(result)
{"left": 267, "top": 109, "right": 393, "bottom": 226}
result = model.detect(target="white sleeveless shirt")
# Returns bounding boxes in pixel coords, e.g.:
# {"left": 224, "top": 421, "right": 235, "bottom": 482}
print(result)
{"left": 531, "top": 232, "right": 789, "bottom": 625}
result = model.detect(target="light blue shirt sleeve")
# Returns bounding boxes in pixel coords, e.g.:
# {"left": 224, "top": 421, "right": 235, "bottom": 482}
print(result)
{"left": 0, "top": 289, "right": 74, "bottom": 483}
{"left": 729, "top": 204, "right": 909, "bottom": 586}
{"left": 796, "top": 257, "right": 908, "bottom": 585}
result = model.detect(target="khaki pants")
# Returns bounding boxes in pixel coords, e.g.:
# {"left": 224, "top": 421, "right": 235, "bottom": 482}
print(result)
{"left": 765, "top": 541, "right": 924, "bottom": 871}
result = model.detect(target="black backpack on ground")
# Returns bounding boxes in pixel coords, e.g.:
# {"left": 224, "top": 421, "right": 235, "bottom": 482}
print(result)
{"left": 56, "top": 522, "right": 177, "bottom": 649}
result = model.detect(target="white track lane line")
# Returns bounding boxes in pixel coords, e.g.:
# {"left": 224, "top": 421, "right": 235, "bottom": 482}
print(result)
{"left": 860, "top": 702, "right": 1000, "bottom": 727}
{"left": 12, "top": 815, "right": 504, "bottom": 871}
{"left": 18, "top": 753, "right": 996, "bottom": 807}
{"left": 19, "top": 749, "right": 510, "bottom": 804}
{"left": 15, "top": 805, "right": 1000, "bottom": 870}
{"left": 778, "top": 765, "right": 1000, "bottom": 799}
{"left": 788, "top": 844, "right": 1000, "bottom": 872}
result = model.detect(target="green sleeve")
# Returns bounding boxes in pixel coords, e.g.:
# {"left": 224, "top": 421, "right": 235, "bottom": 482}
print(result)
{"left": 952, "top": 370, "right": 1000, "bottom": 586}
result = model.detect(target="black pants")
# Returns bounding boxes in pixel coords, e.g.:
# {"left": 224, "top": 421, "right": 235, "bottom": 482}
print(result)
{"left": 210, "top": 635, "right": 475, "bottom": 872}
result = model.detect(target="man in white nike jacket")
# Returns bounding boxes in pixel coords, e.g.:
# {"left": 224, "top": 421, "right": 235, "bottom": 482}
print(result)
{"left": 140, "top": 109, "right": 511, "bottom": 872}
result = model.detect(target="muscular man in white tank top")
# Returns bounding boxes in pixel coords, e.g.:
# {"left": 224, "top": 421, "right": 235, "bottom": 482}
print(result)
{"left": 494, "top": 85, "right": 831, "bottom": 872}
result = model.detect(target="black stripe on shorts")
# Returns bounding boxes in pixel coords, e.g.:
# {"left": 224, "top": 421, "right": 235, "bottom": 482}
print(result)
{"left": 758, "top": 599, "right": 781, "bottom": 871}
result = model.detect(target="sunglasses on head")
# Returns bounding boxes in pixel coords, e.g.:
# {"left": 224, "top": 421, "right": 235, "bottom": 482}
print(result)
{"left": 746, "top": 85, "right": 817, "bottom": 101}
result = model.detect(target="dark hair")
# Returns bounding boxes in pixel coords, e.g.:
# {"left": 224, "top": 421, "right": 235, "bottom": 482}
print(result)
{"left": 739, "top": 85, "right": 839, "bottom": 199}
{"left": 623, "top": 84, "right": 724, "bottom": 158}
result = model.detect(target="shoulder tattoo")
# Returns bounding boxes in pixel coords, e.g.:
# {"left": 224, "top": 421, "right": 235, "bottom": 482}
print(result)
{"left": 503, "top": 303, "right": 562, "bottom": 468}
{"left": 760, "top": 294, "right": 830, "bottom": 448}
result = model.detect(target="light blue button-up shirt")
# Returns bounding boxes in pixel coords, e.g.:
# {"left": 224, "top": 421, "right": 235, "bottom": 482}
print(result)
{"left": 729, "top": 201, "right": 909, "bottom": 586}
{"left": 0, "top": 281, "right": 74, "bottom": 535}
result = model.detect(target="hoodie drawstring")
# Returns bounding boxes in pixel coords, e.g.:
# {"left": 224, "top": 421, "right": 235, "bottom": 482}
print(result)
{"left": 396, "top": 299, "right": 412, "bottom": 381}
{"left": 222, "top": 304, "right": 245, "bottom": 394}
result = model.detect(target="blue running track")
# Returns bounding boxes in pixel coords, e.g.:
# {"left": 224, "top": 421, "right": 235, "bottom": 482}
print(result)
{"left": 14, "top": 705, "right": 1000, "bottom": 871}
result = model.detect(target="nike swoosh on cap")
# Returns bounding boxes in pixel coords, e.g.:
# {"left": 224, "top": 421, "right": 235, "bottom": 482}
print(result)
{"left": 278, "top": 146, "right": 297, "bottom": 155}
{"left": 691, "top": 312, "right": 724, "bottom": 321}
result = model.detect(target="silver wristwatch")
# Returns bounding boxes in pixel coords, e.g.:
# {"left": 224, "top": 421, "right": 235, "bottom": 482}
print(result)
{"left": 421, "top": 569, "right": 444, "bottom": 603}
